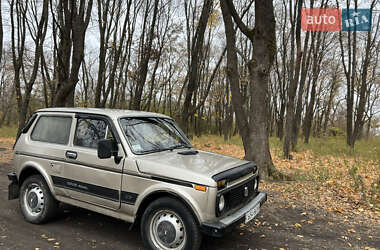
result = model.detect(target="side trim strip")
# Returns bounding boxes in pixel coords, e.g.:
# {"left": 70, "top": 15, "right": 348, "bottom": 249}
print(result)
{"left": 51, "top": 176, "right": 139, "bottom": 205}
{"left": 52, "top": 176, "right": 119, "bottom": 202}
{"left": 120, "top": 191, "right": 138, "bottom": 205}
{"left": 151, "top": 176, "right": 193, "bottom": 188}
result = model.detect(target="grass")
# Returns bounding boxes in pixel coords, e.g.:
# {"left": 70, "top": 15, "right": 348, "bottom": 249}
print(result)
{"left": 193, "top": 134, "right": 380, "bottom": 161}
{"left": 0, "top": 126, "right": 18, "bottom": 138}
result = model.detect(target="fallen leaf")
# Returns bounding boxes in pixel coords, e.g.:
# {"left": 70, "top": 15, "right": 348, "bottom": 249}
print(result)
{"left": 347, "top": 229, "right": 356, "bottom": 233}
{"left": 295, "top": 223, "right": 302, "bottom": 228}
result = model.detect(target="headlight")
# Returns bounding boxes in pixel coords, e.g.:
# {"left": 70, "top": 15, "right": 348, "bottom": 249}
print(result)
{"left": 218, "top": 195, "right": 225, "bottom": 212}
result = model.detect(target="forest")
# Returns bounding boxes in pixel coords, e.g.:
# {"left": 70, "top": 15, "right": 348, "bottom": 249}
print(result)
{"left": 0, "top": 0, "right": 379, "bottom": 249}
{"left": 0, "top": 0, "right": 379, "bottom": 178}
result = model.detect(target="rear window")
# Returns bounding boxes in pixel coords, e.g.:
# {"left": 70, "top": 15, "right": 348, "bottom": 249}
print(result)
{"left": 31, "top": 116, "right": 72, "bottom": 145}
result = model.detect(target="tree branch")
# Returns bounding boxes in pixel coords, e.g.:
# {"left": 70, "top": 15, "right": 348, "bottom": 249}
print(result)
{"left": 225, "top": 0, "right": 254, "bottom": 40}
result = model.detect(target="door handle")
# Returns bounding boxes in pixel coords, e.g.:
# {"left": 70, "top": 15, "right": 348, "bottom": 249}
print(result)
{"left": 66, "top": 151, "right": 78, "bottom": 160}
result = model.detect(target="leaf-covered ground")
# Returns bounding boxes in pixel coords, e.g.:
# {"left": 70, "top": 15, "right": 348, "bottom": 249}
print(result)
{"left": 192, "top": 136, "right": 380, "bottom": 225}
{"left": 0, "top": 135, "right": 379, "bottom": 249}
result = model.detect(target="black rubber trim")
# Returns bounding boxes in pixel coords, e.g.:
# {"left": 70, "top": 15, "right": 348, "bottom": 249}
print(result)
{"left": 14, "top": 113, "right": 38, "bottom": 149}
{"left": 15, "top": 151, "right": 122, "bottom": 174}
{"left": 22, "top": 113, "right": 38, "bottom": 134}
{"left": 52, "top": 176, "right": 120, "bottom": 202}
{"left": 177, "top": 150, "right": 199, "bottom": 155}
{"left": 51, "top": 176, "right": 139, "bottom": 205}
{"left": 120, "top": 191, "right": 138, "bottom": 205}
{"left": 151, "top": 176, "right": 193, "bottom": 188}
{"left": 7, "top": 172, "right": 18, "bottom": 182}
{"left": 212, "top": 162, "right": 257, "bottom": 182}
{"left": 200, "top": 216, "right": 245, "bottom": 237}
{"left": 7, "top": 172, "right": 19, "bottom": 200}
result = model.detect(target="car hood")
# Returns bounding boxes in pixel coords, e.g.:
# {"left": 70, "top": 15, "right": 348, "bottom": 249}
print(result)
{"left": 135, "top": 149, "right": 249, "bottom": 187}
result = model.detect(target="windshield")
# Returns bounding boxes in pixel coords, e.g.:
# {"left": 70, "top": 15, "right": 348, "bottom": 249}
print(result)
{"left": 119, "top": 117, "right": 192, "bottom": 154}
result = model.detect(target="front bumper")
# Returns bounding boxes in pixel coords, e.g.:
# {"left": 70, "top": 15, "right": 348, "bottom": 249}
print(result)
{"left": 200, "top": 191, "right": 267, "bottom": 237}
{"left": 7, "top": 172, "right": 19, "bottom": 200}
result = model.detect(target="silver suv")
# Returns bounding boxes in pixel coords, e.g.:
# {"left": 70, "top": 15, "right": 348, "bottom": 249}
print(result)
{"left": 8, "top": 108, "right": 266, "bottom": 250}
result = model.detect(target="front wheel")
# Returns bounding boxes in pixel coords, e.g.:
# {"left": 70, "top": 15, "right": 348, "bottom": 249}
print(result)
{"left": 19, "top": 175, "right": 58, "bottom": 224}
{"left": 141, "top": 197, "right": 202, "bottom": 250}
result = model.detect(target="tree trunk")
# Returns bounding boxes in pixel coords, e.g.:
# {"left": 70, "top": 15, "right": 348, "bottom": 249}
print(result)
{"left": 53, "top": 0, "right": 93, "bottom": 107}
{"left": 283, "top": 0, "right": 303, "bottom": 158}
{"left": 132, "top": 0, "right": 160, "bottom": 110}
{"left": 181, "top": 0, "right": 213, "bottom": 132}
{"left": 221, "top": 0, "right": 288, "bottom": 180}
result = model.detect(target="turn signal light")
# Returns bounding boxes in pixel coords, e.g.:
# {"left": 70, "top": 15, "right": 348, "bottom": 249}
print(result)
{"left": 217, "top": 180, "right": 227, "bottom": 189}
{"left": 194, "top": 185, "right": 207, "bottom": 192}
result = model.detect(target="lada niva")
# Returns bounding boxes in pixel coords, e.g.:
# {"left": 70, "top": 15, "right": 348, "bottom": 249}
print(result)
{"left": 8, "top": 108, "right": 267, "bottom": 250}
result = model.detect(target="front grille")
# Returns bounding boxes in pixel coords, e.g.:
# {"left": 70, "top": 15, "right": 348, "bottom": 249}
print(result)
{"left": 216, "top": 175, "right": 258, "bottom": 216}
{"left": 225, "top": 180, "right": 256, "bottom": 209}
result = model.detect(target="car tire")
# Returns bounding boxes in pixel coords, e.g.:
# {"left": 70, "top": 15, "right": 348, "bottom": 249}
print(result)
{"left": 141, "top": 197, "right": 202, "bottom": 250}
{"left": 19, "top": 175, "right": 58, "bottom": 224}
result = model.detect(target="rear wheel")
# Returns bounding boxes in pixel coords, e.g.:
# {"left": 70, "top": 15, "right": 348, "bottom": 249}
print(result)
{"left": 19, "top": 175, "right": 58, "bottom": 224}
{"left": 141, "top": 197, "right": 202, "bottom": 250}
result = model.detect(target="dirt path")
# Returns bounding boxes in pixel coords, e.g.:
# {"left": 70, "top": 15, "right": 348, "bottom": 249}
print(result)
{"left": 0, "top": 146, "right": 379, "bottom": 249}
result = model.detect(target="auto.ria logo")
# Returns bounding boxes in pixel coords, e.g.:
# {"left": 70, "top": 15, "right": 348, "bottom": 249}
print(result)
{"left": 301, "top": 8, "right": 372, "bottom": 31}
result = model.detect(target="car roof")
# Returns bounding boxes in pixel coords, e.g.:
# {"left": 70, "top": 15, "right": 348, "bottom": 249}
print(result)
{"left": 36, "top": 107, "right": 171, "bottom": 119}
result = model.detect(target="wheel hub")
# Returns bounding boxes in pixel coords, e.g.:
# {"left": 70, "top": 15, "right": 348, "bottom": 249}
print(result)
{"left": 157, "top": 220, "right": 176, "bottom": 244}
{"left": 25, "top": 185, "right": 44, "bottom": 214}
{"left": 151, "top": 211, "right": 185, "bottom": 249}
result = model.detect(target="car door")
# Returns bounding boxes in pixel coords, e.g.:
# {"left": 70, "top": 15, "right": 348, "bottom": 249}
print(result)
{"left": 57, "top": 114, "right": 125, "bottom": 210}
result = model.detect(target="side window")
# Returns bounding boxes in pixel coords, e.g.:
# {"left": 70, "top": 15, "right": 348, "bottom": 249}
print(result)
{"left": 74, "top": 118, "right": 113, "bottom": 149}
{"left": 31, "top": 116, "right": 72, "bottom": 145}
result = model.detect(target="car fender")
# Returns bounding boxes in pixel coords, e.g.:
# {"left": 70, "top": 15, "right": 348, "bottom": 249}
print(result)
{"left": 18, "top": 161, "right": 57, "bottom": 198}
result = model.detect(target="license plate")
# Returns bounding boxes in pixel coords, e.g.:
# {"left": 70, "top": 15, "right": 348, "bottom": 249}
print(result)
{"left": 245, "top": 204, "right": 260, "bottom": 224}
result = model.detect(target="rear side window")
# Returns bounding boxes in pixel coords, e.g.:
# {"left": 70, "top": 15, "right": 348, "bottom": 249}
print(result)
{"left": 74, "top": 118, "right": 113, "bottom": 149}
{"left": 31, "top": 116, "right": 72, "bottom": 145}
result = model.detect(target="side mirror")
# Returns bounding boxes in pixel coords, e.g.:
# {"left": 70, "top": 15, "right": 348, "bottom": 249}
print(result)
{"left": 98, "top": 139, "right": 116, "bottom": 159}
{"left": 98, "top": 139, "right": 122, "bottom": 164}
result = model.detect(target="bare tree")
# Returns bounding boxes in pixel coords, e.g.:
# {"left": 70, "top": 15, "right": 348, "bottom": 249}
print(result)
{"left": 221, "top": 0, "right": 288, "bottom": 179}
{"left": 52, "top": 0, "right": 93, "bottom": 107}
{"left": 181, "top": 0, "right": 213, "bottom": 131}
{"left": 10, "top": 0, "right": 49, "bottom": 135}
{"left": 132, "top": 0, "right": 160, "bottom": 110}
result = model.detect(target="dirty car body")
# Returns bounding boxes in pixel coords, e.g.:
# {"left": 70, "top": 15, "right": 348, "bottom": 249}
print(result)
{"left": 8, "top": 108, "right": 267, "bottom": 250}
